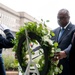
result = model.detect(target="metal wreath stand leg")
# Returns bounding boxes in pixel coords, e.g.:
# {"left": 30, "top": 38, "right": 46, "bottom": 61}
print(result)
{"left": 24, "top": 29, "right": 40, "bottom": 75}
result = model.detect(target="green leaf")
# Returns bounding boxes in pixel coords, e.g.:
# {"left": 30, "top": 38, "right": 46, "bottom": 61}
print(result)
{"left": 56, "top": 48, "right": 61, "bottom": 52}
{"left": 41, "top": 19, "right": 43, "bottom": 21}
{"left": 50, "top": 31, "right": 55, "bottom": 37}
{"left": 50, "top": 53, "right": 54, "bottom": 57}
{"left": 54, "top": 42, "right": 58, "bottom": 48}
{"left": 46, "top": 20, "right": 50, "bottom": 22}
{"left": 54, "top": 67, "right": 59, "bottom": 73}
{"left": 60, "top": 65, "right": 63, "bottom": 70}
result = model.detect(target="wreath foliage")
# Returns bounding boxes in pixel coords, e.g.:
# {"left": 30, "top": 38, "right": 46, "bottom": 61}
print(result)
{"left": 13, "top": 20, "right": 63, "bottom": 75}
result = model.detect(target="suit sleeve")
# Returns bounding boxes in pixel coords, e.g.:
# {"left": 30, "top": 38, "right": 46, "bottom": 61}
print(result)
{"left": 64, "top": 32, "right": 75, "bottom": 57}
{"left": 0, "top": 29, "right": 14, "bottom": 48}
{"left": 64, "top": 44, "right": 72, "bottom": 56}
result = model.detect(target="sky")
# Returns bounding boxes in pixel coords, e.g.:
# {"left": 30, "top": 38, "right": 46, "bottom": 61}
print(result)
{"left": 1, "top": 0, "right": 75, "bottom": 29}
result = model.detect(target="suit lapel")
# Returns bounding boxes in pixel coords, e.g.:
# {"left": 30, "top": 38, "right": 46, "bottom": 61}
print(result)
{"left": 58, "top": 24, "right": 71, "bottom": 43}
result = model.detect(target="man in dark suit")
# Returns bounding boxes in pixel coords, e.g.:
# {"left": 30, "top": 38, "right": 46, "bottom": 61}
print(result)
{"left": 51, "top": 9, "right": 75, "bottom": 75}
{"left": 0, "top": 24, "right": 14, "bottom": 75}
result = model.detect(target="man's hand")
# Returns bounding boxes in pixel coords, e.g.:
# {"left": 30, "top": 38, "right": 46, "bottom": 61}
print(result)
{"left": 0, "top": 24, "right": 9, "bottom": 31}
{"left": 54, "top": 51, "right": 67, "bottom": 60}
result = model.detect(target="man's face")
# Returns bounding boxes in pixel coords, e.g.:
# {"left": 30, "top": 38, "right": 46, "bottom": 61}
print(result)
{"left": 57, "top": 12, "right": 70, "bottom": 27}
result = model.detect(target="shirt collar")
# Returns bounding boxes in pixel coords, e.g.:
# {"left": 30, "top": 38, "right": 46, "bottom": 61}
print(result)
{"left": 61, "top": 21, "right": 70, "bottom": 29}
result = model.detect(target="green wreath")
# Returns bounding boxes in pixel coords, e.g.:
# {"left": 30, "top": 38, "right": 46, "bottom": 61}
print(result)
{"left": 13, "top": 21, "right": 63, "bottom": 75}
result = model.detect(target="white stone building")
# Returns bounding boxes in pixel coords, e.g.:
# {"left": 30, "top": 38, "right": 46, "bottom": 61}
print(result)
{"left": 0, "top": 3, "right": 40, "bottom": 33}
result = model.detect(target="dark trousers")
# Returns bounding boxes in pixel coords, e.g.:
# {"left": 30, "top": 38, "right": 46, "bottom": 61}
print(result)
{"left": 0, "top": 57, "right": 6, "bottom": 75}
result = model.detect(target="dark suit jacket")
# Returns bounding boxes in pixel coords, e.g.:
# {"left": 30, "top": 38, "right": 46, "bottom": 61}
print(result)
{"left": 51, "top": 23, "right": 75, "bottom": 75}
{"left": 0, "top": 29, "right": 14, "bottom": 54}
{"left": 0, "top": 29, "right": 14, "bottom": 48}
{"left": 0, "top": 29, "right": 14, "bottom": 75}
{"left": 69, "top": 32, "right": 75, "bottom": 75}
{"left": 0, "top": 29, "right": 14, "bottom": 62}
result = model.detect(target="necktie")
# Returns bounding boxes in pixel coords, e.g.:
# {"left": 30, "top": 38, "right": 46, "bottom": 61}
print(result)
{"left": 58, "top": 28, "right": 65, "bottom": 41}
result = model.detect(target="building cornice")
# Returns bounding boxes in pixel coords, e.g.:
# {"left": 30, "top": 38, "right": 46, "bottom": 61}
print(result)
{"left": 0, "top": 3, "right": 20, "bottom": 17}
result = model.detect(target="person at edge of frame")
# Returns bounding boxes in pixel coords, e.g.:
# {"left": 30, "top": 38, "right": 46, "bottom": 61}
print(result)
{"left": 69, "top": 32, "right": 75, "bottom": 75}
{"left": 0, "top": 24, "right": 14, "bottom": 75}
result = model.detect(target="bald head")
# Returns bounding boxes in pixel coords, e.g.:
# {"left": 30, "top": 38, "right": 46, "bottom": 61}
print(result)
{"left": 58, "top": 9, "right": 70, "bottom": 17}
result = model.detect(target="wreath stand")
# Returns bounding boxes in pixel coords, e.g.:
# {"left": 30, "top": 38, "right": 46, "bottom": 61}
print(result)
{"left": 24, "top": 29, "right": 40, "bottom": 75}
